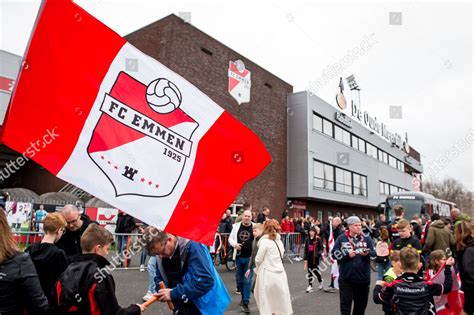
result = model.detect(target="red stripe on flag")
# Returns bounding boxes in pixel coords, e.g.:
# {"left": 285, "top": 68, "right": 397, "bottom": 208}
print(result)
{"left": 0, "top": 0, "right": 125, "bottom": 174}
{"left": 165, "top": 111, "right": 271, "bottom": 244}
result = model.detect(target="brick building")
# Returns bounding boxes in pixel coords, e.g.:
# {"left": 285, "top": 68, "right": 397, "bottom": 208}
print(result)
{"left": 125, "top": 15, "right": 292, "bottom": 215}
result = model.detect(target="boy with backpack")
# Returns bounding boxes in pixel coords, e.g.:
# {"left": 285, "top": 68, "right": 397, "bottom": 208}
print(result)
{"left": 373, "top": 247, "right": 454, "bottom": 314}
{"left": 54, "top": 224, "right": 144, "bottom": 314}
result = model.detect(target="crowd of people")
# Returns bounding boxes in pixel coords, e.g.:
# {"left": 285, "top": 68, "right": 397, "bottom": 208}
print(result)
{"left": 1, "top": 197, "right": 473, "bottom": 315}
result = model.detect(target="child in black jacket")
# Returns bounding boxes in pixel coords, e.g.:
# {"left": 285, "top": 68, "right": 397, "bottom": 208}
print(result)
{"left": 26, "top": 212, "right": 68, "bottom": 305}
{"left": 374, "top": 247, "right": 454, "bottom": 315}
{"left": 304, "top": 226, "right": 324, "bottom": 292}
{"left": 53, "top": 224, "right": 143, "bottom": 315}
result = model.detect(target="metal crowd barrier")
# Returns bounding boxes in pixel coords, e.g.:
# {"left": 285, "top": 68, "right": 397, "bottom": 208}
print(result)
{"left": 11, "top": 230, "right": 44, "bottom": 249}
{"left": 281, "top": 232, "right": 305, "bottom": 264}
{"left": 112, "top": 232, "right": 146, "bottom": 270}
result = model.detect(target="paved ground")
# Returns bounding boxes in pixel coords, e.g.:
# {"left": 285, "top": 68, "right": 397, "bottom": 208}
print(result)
{"left": 113, "top": 255, "right": 382, "bottom": 314}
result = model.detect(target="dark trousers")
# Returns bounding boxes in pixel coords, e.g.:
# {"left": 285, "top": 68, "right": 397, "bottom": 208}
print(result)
{"left": 307, "top": 259, "right": 322, "bottom": 285}
{"left": 339, "top": 279, "right": 370, "bottom": 315}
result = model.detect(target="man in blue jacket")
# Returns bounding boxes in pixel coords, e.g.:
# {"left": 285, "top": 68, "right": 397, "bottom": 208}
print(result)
{"left": 143, "top": 226, "right": 230, "bottom": 315}
{"left": 331, "top": 216, "right": 375, "bottom": 315}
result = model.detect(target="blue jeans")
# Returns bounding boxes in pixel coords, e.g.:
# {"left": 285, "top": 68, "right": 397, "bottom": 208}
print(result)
{"left": 116, "top": 235, "right": 130, "bottom": 266}
{"left": 235, "top": 256, "right": 253, "bottom": 304}
{"left": 377, "top": 260, "right": 391, "bottom": 280}
{"left": 140, "top": 250, "right": 147, "bottom": 266}
{"left": 147, "top": 255, "right": 157, "bottom": 293}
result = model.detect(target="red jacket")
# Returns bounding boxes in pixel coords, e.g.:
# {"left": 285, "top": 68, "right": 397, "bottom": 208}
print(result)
{"left": 281, "top": 219, "right": 294, "bottom": 233}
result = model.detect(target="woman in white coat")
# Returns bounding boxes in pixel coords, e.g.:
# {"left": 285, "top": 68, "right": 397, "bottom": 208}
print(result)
{"left": 254, "top": 219, "right": 293, "bottom": 315}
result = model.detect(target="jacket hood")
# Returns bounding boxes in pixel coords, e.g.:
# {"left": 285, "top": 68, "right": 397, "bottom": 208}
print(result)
{"left": 26, "top": 242, "right": 57, "bottom": 261}
{"left": 431, "top": 220, "right": 446, "bottom": 229}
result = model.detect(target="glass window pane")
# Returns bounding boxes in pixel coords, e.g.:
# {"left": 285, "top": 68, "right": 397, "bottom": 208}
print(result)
{"left": 380, "top": 182, "right": 384, "bottom": 194}
{"left": 351, "top": 135, "right": 358, "bottom": 149}
{"left": 378, "top": 149, "right": 383, "bottom": 161}
{"left": 313, "top": 114, "right": 323, "bottom": 132}
{"left": 324, "top": 164, "right": 334, "bottom": 190}
{"left": 334, "top": 125, "right": 343, "bottom": 142}
{"left": 384, "top": 183, "right": 390, "bottom": 194}
{"left": 336, "top": 168, "right": 344, "bottom": 192}
{"left": 314, "top": 161, "right": 324, "bottom": 178}
{"left": 343, "top": 130, "right": 351, "bottom": 146}
{"left": 383, "top": 152, "right": 388, "bottom": 164}
{"left": 314, "top": 178, "right": 324, "bottom": 188}
{"left": 353, "top": 173, "right": 361, "bottom": 195}
{"left": 344, "top": 171, "right": 352, "bottom": 194}
{"left": 358, "top": 138, "right": 365, "bottom": 153}
{"left": 362, "top": 176, "right": 367, "bottom": 196}
{"left": 389, "top": 155, "right": 396, "bottom": 168}
{"left": 323, "top": 119, "right": 333, "bottom": 137}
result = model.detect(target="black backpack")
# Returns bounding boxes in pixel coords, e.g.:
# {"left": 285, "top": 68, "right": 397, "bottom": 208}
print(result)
{"left": 55, "top": 260, "right": 98, "bottom": 314}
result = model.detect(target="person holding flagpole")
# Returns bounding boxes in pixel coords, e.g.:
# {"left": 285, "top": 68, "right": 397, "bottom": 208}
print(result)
{"left": 326, "top": 216, "right": 343, "bottom": 292}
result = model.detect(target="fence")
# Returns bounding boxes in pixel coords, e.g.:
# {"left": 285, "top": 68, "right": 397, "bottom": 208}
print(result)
{"left": 211, "top": 232, "right": 306, "bottom": 265}
{"left": 11, "top": 229, "right": 147, "bottom": 269}
{"left": 12, "top": 229, "right": 308, "bottom": 269}
{"left": 281, "top": 232, "right": 305, "bottom": 263}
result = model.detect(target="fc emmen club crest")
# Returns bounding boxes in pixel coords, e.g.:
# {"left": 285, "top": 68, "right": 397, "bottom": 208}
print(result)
{"left": 228, "top": 60, "right": 251, "bottom": 105}
{"left": 87, "top": 72, "right": 198, "bottom": 198}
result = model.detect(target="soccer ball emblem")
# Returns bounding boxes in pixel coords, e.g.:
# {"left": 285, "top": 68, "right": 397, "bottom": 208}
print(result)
{"left": 146, "top": 78, "right": 182, "bottom": 114}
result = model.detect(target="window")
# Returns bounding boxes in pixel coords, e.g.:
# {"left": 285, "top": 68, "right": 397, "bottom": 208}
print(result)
{"left": 313, "top": 114, "right": 323, "bottom": 132}
{"left": 389, "top": 155, "right": 397, "bottom": 168}
{"left": 397, "top": 160, "right": 405, "bottom": 172}
{"left": 382, "top": 151, "right": 388, "bottom": 164}
{"left": 334, "top": 125, "right": 343, "bottom": 142}
{"left": 358, "top": 138, "right": 366, "bottom": 153}
{"left": 344, "top": 170, "right": 352, "bottom": 194}
{"left": 380, "top": 182, "right": 385, "bottom": 194}
{"left": 314, "top": 160, "right": 334, "bottom": 190}
{"left": 315, "top": 160, "right": 367, "bottom": 197}
{"left": 323, "top": 119, "right": 333, "bottom": 137}
{"left": 342, "top": 129, "right": 351, "bottom": 146}
{"left": 354, "top": 174, "right": 367, "bottom": 196}
{"left": 351, "top": 135, "right": 359, "bottom": 150}
{"left": 390, "top": 185, "right": 398, "bottom": 195}
{"left": 367, "top": 143, "right": 377, "bottom": 159}
{"left": 384, "top": 183, "right": 390, "bottom": 195}
{"left": 353, "top": 173, "right": 361, "bottom": 195}
{"left": 361, "top": 176, "right": 367, "bottom": 196}
{"left": 336, "top": 168, "right": 344, "bottom": 192}
{"left": 318, "top": 211, "right": 323, "bottom": 221}
{"left": 313, "top": 161, "right": 324, "bottom": 188}
{"left": 378, "top": 149, "right": 384, "bottom": 162}
{"left": 324, "top": 164, "right": 334, "bottom": 190}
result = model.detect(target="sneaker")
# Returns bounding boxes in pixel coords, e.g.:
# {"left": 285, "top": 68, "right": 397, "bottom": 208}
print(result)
{"left": 319, "top": 280, "right": 324, "bottom": 290}
{"left": 235, "top": 289, "right": 241, "bottom": 295}
{"left": 139, "top": 264, "right": 145, "bottom": 272}
{"left": 142, "top": 291, "right": 153, "bottom": 302}
{"left": 241, "top": 304, "right": 250, "bottom": 313}
{"left": 239, "top": 300, "right": 244, "bottom": 306}
{"left": 306, "top": 285, "right": 313, "bottom": 293}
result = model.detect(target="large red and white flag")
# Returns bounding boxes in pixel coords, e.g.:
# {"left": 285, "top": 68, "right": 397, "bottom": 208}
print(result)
{"left": 1, "top": 0, "right": 271, "bottom": 244}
